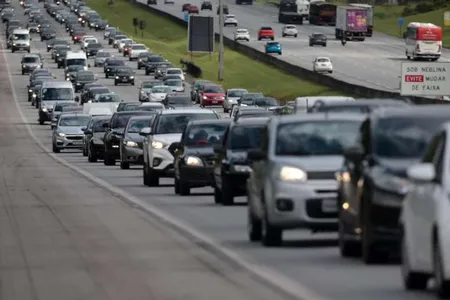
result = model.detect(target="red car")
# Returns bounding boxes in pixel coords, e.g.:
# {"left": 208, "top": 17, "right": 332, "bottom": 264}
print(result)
{"left": 258, "top": 26, "right": 275, "bottom": 41}
{"left": 73, "top": 32, "right": 85, "bottom": 43}
{"left": 188, "top": 5, "right": 199, "bottom": 13}
{"left": 200, "top": 85, "right": 225, "bottom": 106}
{"left": 123, "top": 44, "right": 132, "bottom": 56}
{"left": 182, "top": 3, "right": 191, "bottom": 11}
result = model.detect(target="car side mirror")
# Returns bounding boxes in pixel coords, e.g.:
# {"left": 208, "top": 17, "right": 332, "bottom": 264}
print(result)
{"left": 213, "top": 144, "right": 224, "bottom": 154}
{"left": 248, "top": 149, "right": 265, "bottom": 161}
{"left": 407, "top": 163, "right": 435, "bottom": 182}
{"left": 168, "top": 141, "right": 180, "bottom": 153}
{"left": 81, "top": 127, "right": 87, "bottom": 131}
{"left": 139, "top": 127, "right": 151, "bottom": 136}
{"left": 75, "top": 96, "right": 79, "bottom": 102}
{"left": 83, "top": 129, "right": 92, "bottom": 134}
{"left": 343, "top": 145, "right": 364, "bottom": 161}
{"left": 102, "top": 122, "right": 109, "bottom": 128}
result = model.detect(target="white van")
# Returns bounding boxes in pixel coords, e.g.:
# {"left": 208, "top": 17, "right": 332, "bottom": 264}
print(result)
{"left": 82, "top": 103, "right": 117, "bottom": 116}
{"left": 39, "top": 81, "right": 75, "bottom": 125}
{"left": 294, "top": 96, "right": 355, "bottom": 113}
{"left": 65, "top": 51, "right": 89, "bottom": 70}
{"left": 11, "top": 28, "right": 31, "bottom": 53}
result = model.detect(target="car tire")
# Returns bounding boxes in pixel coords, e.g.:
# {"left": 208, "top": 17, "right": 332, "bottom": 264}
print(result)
{"left": 131, "top": 81, "right": 135, "bottom": 86}
{"left": 147, "top": 167, "right": 159, "bottom": 187}
{"left": 221, "top": 177, "right": 234, "bottom": 206}
{"left": 214, "top": 187, "right": 222, "bottom": 204}
{"left": 278, "top": 52, "right": 282, "bottom": 55}
{"left": 145, "top": 70, "right": 149, "bottom": 75}
{"left": 88, "top": 145, "right": 97, "bottom": 162}
{"left": 294, "top": 34, "right": 297, "bottom": 37}
{"left": 329, "top": 71, "right": 333, "bottom": 74}
{"left": 174, "top": 177, "right": 180, "bottom": 194}
{"left": 282, "top": 34, "right": 285, "bottom": 37}
{"left": 103, "top": 151, "right": 115, "bottom": 166}
{"left": 223, "top": 106, "right": 228, "bottom": 113}
{"left": 143, "top": 163, "right": 150, "bottom": 186}
{"left": 82, "top": 145, "right": 88, "bottom": 156}
{"left": 114, "top": 81, "right": 117, "bottom": 86}
{"left": 271, "top": 37, "right": 274, "bottom": 40}
{"left": 257, "top": 37, "right": 261, "bottom": 41}
{"left": 22, "top": 70, "right": 24, "bottom": 75}
{"left": 361, "top": 193, "right": 385, "bottom": 264}
{"left": 39, "top": 119, "right": 44, "bottom": 125}
{"left": 338, "top": 215, "right": 361, "bottom": 257}
{"left": 434, "top": 237, "right": 450, "bottom": 298}
{"left": 248, "top": 209, "right": 262, "bottom": 242}
{"left": 120, "top": 161, "right": 130, "bottom": 169}
{"left": 179, "top": 178, "right": 190, "bottom": 196}
{"left": 138, "top": 65, "right": 141, "bottom": 70}
{"left": 401, "top": 233, "right": 429, "bottom": 290}
{"left": 52, "top": 143, "right": 60, "bottom": 153}
{"left": 261, "top": 203, "right": 282, "bottom": 247}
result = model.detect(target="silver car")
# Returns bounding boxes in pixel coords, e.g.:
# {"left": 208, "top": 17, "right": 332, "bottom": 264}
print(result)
{"left": 94, "top": 51, "right": 111, "bottom": 67}
{"left": 223, "top": 88, "right": 247, "bottom": 113}
{"left": 164, "top": 79, "right": 184, "bottom": 93}
{"left": 246, "top": 113, "right": 364, "bottom": 246}
{"left": 52, "top": 113, "right": 92, "bottom": 153}
{"left": 50, "top": 102, "right": 80, "bottom": 129}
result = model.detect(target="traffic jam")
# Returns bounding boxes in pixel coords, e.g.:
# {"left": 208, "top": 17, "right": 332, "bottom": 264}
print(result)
{"left": 5, "top": 0, "right": 450, "bottom": 298}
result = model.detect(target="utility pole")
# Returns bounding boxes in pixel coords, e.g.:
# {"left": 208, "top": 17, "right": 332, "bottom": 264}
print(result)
{"left": 218, "top": 0, "right": 224, "bottom": 81}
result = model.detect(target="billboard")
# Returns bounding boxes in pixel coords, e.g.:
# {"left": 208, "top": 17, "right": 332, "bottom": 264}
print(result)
{"left": 445, "top": 11, "right": 450, "bottom": 27}
{"left": 187, "top": 15, "right": 214, "bottom": 53}
{"left": 400, "top": 62, "right": 450, "bottom": 96}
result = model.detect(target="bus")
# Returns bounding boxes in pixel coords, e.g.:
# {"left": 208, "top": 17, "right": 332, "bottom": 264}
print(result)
{"left": 405, "top": 22, "right": 442, "bottom": 61}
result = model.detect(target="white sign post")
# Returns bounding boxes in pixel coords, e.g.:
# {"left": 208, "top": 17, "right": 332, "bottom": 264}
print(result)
{"left": 400, "top": 62, "right": 450, "bottom": 96}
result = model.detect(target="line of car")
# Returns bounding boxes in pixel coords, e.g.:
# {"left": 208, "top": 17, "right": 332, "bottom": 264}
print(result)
{"left": 8, "top": 0, "right": 450, "bottom": 299}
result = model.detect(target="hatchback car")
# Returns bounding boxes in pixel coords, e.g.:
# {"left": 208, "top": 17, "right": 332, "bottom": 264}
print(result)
{"left": 265, "top": 42, "right": 282, "bottom": 55}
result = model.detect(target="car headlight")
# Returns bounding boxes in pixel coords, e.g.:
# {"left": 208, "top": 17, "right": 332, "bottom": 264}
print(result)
{"left": 372, "top": 168, "right": 410, "bottom": 195}
{"left": 115, "top": 76, "right": 119, "bottom": 79}
{"left": 56, "top": 131, "right": 65, "bottom": 137}
{"left": 56, "top": 53, "right": 59, "bottom": 56}
{"left": 66, "top": 77, "right": 71, "bottom": 81}
{"left": 12, "top": 43, "right": 16, "bottom": 46}
{"left": 151, "top": 141, "right": 165, "bottom": 149}
{"left": 32, "top": 93, "right": 36, "bottom": 98}
{"left": 203, "top": 96, "right": 207, "bottom": 99}
{"left": 28, "top": 89, "right": 32, "bottom": 92}
{"left": 279, "top": 166, "right": 307, "bottom": 181}
{"left": 125, "top": 140, "right": 138, "bottom": 147}
{"left": 335, "top": 171, "right": 351, "bottom": 183}
{"left": 185, "top": 156, "right": 203, "bottom": 166}
{"left": 78, "top": 17, "right": 81, "bottom": 21}
{"left": 84, "top": 66, "right": 88, "bottom": 70}
{"left": 129, "top": 76, "right": 134, "bottom": 79}
{"left": 42, "top": 107, "right": 48, "bottom": 112}
{"left": 232, "top": 165, "right": 252, "bottom": 172}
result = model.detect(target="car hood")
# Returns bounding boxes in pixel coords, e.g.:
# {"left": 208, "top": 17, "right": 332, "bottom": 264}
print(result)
{"left": 93, "top": 132, "right": 105, "bottom": 139}
{"left": 125, "top": 133, "right": 144, "bottom": 142}
{"left": 203, "top": 93, "right": 225, "bottom": 97}
{"left": 57, "top": 126, "right": 84, "bottom": 134}
{"left": 42, "top": 100, "right": 73, "bottom": 109}
{"left": 184, "top": 146, "right": 214, "bottom": 157}
{"left": 227, "top": 96, "right": 240, "bottom": 102}
{"left": 376, "top": 157, "right": 419, "bottom": 177}
{"left": 153, "top": 133, "right": 182, "bottom": 146}
{"left": 150, "top": 92, "right": 167, "bottom": 99}
{"left": 274, "top": 155, "right": 344, "bottom": 173}
{"left": 96, "top": 57, "right": 108, "bottom": 61}
{"left": 23, "top": 63, "right": 40, "bottom": 67}
{"left": 227, "top": 150, "right": 251, "bottom": 164}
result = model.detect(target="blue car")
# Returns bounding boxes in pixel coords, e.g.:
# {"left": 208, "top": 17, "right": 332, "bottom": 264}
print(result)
{"left": 265, "top": 42, "right": 282, "bottom": 55}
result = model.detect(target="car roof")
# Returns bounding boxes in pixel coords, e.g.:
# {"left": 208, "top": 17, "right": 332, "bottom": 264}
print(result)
{"left": 373, "top": 105, "right": 450, "bottom": 119}
{"left": 159, "top": 108, "right": 216, "bottom": 115}
{"left": 275, "top": 113, "right": 366, "bottom": 125}
{"left": 189, "top": 119, "right": 232, "bottom": 126}
{"left": 234, "top": 117, "right": 271, "bottom": 125}
{"left": 128, "top": 115, "right": 154, "bottom": 121}
{"left": 59, "top": 113, "right": 91, "bottom": 118}
{"left": 315, "top": 99, "right": 410, "bottom": 107}
{"left": 42, "top": 81, "right": 73, "bottom": 88}
{"left": 113, "top": 111, "right": 156, "bottom": 116}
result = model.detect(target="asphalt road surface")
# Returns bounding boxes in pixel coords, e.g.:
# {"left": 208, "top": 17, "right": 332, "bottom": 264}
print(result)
{"left": 137, "top": 0, "right": 450, "bottom": 93}
{"left": 0, "top": 2, "right": 439, "bottom": 300}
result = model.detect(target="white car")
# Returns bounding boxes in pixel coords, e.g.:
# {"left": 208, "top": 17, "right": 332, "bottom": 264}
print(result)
{"left": 313, "top": 56, "right": 333, "bottom": 74}
{"left": 165, "top": 68, "right": 185, "bottom": 81}
{"left": 400, "top": 125, "right": 450, "bottom": 297}
{"left": 118, "top": 38, "right": 133, "bottom": 52}
{"left": 234, "top": 28, "right": 250, "bottom": 41}
{"left": 165, "top": 79, "right": 184, "bottom": 93}
{"left": 129, "top": 44, "right": 148, "bottom": 60}
{"left": 224, "top": 14, "right": 238, "bottom": 27}
{"left": 81, "top": 36, "right": 96, "bottom": 47}
{"left": 223, "top": 88, "right": 248, "bottom": 113}
{"left": 82, "top": 38, "right": 98, "bottom": 50}
{"left": 149, "top": 85, "right": 172, "bottom": 102}
{"left": 141, "top": 102, "right": 165, "bottom": 111}
{"left": 282, "top": 24, "right": 298, "bottom": 37}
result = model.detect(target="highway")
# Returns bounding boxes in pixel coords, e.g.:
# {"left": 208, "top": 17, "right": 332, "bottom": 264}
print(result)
{"left": 0, "top": 1, "right": 439, "bottom": 300}
{"left": 133, "top": 0, "right": 450, "bottom": 93}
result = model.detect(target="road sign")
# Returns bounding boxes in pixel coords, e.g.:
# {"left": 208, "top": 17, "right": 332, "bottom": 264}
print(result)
{"left": 187, "top": 15, "right": 214, "bottom": 53}
{"left": 184, "top": 12, "right": 189, "bottom": 22}
{"left": 400, "top": 62, "right": 450, "bottom": 96}
{"left": 445, "top": 11, "right": 450, "bottom": 27}
{"left": 398, "top": 17, "right": 403, "bottom": 26}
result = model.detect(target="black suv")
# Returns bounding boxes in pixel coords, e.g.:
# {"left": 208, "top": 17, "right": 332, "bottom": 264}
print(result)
{"left": 73, "top": 70, "right": 96, "bottom": 92}
{"left": 201, "top": 0, "right": 212, "bottom": 10}
{"left": 172, "top": 119, "right": 231, "bottom": 195}
{"left": 104, "top": 59, "right": 125, "bottom": 78}
{"left": 337, "top": 105, "right": 450, "bottom": 264}
{"left": 102, "top": 111, "right": 156, "bottom": 165}
{"left": 114, "top": 67, "right": 135, "bottom": 86}
{"left": 216, "top": 4, "right": 228, "bottom": 14}
{"left": 82, "top": 115, "right": 110, "bottom": 158}
{"left": 144, "top": 55, "right": 167, "bottom": 75}
{"left": 309, "top": 33, "right": 327, "bottom": 47}
{"left": 85, "top": 42, "right": 102, "bottom": 57}
{"left": 213, "top": 117, "right": 269, "bottom": 205}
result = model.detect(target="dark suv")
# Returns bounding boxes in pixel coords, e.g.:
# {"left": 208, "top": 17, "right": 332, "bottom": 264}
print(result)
{"left": 309, "top": 33, "right": 327, "bottom": 47}
{"left": 114, "top": 67, "right": 135, "bottom": 86}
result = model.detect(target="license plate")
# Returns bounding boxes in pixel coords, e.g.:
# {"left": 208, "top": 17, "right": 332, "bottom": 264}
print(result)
{"left": 212, "top": 101, "right": 218, "bottom": 104}
{"left": 121, "top": 78, "right": 127, "bottom": 81}
{"left": 321, "top": 199, "right": 337, "bottom": 213}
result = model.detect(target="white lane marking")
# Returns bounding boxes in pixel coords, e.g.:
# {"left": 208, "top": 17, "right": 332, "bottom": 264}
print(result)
{"left": 0, "top": 32, "right": 332, "bottom": 300}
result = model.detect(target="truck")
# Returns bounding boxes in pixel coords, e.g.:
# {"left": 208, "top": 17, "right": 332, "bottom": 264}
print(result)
{"left": 349, "top": 3, "right": 373, "bottom": 36}
{"left": 309, "top": 2, "right": 337, "bottom": 26}
{"left": 278, "top": 0, "right": 309, "bottom": 24}
{"left": 335, "top": 6, "right": 367, "bottom": 41}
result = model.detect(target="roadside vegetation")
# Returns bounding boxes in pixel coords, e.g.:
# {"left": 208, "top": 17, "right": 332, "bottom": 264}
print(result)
{"left": 86, "top": 0, "right": 351, "bottom": 101}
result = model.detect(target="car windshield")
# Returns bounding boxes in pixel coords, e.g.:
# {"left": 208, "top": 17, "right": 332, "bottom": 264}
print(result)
{"left": 166, "top": 69, "right": 182, "bottom": 75}
{"left": 373, "top": 116, "right": 450, "bottom": 158}
{"left": 88, "top": 43, "right": 102, "bottom": 48}
{"left": 111, "top": 115, "right": 135, "bottom": 128}
{"left": 122, "top": 104, "right": 141, "bottom": 111}
{"left": 229, "top": 125, "right": 264, "bottom": 150}
{"left": 127, "top": 118, "right": 151, "bottom": 133}
{"left": 185, "top": 124, "right": 228, "bottom": 146}
{"left": 96, "top": 52, "right": 110, "bottom": 57}
{"left": 59, "top": 116, "right": 90, "bottom": 127}
{"left": 68, "top": 65, "right": 84, "bottom": 71}
{"left": 275, "top": 121, "right": 361, "bottom": 156}
{"left": 204, "top": 86, "right": 224, "bottom": 93}
{"left": 267, "top": 42, "right": 279, "bottom": 46}
{"left": 142, "top": 82, "right": 160, "bottom": 88}
{"left": 317, "top": 58, "right": 330, "bottom": 63}
{"left": 168, "top": 96, "right": 191, "bottom": 106}
{"left": 92, "top": 118, "right": 109, "bottom": 132}
{"left": 255, "top": 98, "right": 278, "bottom": 106}
{"left": 42, "top": 88, "right": 72, "bottom": 100}
{"left": 117, "top": 68, "right": 132, "bottom": 74}
{"left": 155, "top": 113, "right": 217, "bottom": 134}
{"left": 107, "top": 60, "right": 124, "bottom": 66}
{"left": 238, "top": 112, "right": 272, "bottom": 119}
{"left": 149, "top": 56, "right": 165, "bottom": 62}
{"left": 165, "top": 80, "right": 182, "bottom": 87}
{"left": 132, "top": 45, "right": 146, "bottom": 50}
{"left": 23, "top": 57, "right": 39, "bottom": 63}
{"left": 13, "top": 34, "right": 29, "bottom": 40}
{"left": 152, "top": 87, "right": 171, "bottom": 93}
{"left": 67, "top": 59, "right": 86, "bottom": 66}
{"left": 77, "top": 73, "right": 94, "bottom": 81}
{"left": 92, "top": 88, "right": 110, "bottom": 95}
{"left": 286, "top": 25, "right": 296, "bottom": 29}
{"left": 96, "top": 93, "right": 120, "bottom": 102}
{"left": 237, "top": 30, "right": 247, "bottom": 33}
{"left": 313, "top": 34, "right": 325, "bottom": 38}
{"left": 55, "top": 103, "right": 77, "bottom": 111}
{"left": 228, "top": 90, "right": 247, "bottom": 97}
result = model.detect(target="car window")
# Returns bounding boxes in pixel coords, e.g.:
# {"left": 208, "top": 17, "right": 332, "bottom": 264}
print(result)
{"left": 229, "top": 125, "right": 265, "bottom": 150}
{"left": 185, "top": 124, "right": 228, "bottom": 146}
{"left": 127, "top": 118, "right": 151, "bottom": 133}
{"left": 59, "top": 116, "right": 91, "bottom": 126}
{"left": 155, "top": 113, "right": 217, "bottom": 134}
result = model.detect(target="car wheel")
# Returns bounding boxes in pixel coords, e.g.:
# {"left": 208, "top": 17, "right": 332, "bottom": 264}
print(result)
{"left": 88, "top": 145, "right": 97, "bottom": 162}
{"left": 248, "top": 208, "right": 262, "bottom": 242}
{"left": 120, "top": 161, "right": 130, "bottom": 169}
{"left": 82, "top": 145, "right": 88, "bottom": 156}
{"left": 258, "top": 37, "right": 261, "bottom": 41}
{"left": 279, "top": 52, "right": 282, "bottom": 55}
{"left": 103, "top": 151, "right": 115, "bottom": 166}
{"left": 221, "top": 177, "right": 234, "bottom": 206}
{"left": 174, "top": 177, "right": 180, "bottom": 194}
{"left": 114, "top": 81, "right": 117, "bottom": 86}
{"left": 147, "top": 167, "right": 159, "bottom": 187}
{"left": 179, "top": 178, "right": 190, "bottom": 196}
{"left": 329, "top": 70, "right": 333, "bottom": 74}
{"left": 143, "top": 163, "right": 150, "bottom": 186}
{"left": 22, "top": 70, "right": 24, "bottom": 75}
{"left": 338, "top": 212, "right": 361, "bottom": 257}
{"left": 223, "top": 106, "right": 228, "bottom": 113}
{"left": 434, "top": 237, "right": 450, "bottom": 298}
{"left": 282, "top": 34, "right": 285, "bottom": 37}
{"left": 261, "top": 202, "right": 282, "bottom": 247}
{"left": 361, "top": 194, "right": 385, "bottom": 264}
{"left": 271, "top": 37, "right": 274, "bottom": 40}
{"left": 294, "top": 34, "right": 297, "bottom": 37}
{"left": 39, "top": 119, "right": 44, "bottom": 125}
{"left": 214, "top": 187, "right": 222, "bottom": 204}
{"left": 131, "top": 81, "right": 135, "bottom": 86}
{"left": 145, "top": 70, "right": 149, "bottom": 75}
{"left": 52, "top": 143, "right": 60, "bottom": 153}
{"left": 138, "top": 65, "right": 141, "bottom": 70}
{"left": 401, "top": 233, "right": 429, "bottom": 290}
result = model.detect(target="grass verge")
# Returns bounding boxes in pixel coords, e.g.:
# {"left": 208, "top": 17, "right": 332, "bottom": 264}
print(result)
{"left": 86, "top": 0, "right": 351, "bottom": 101}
